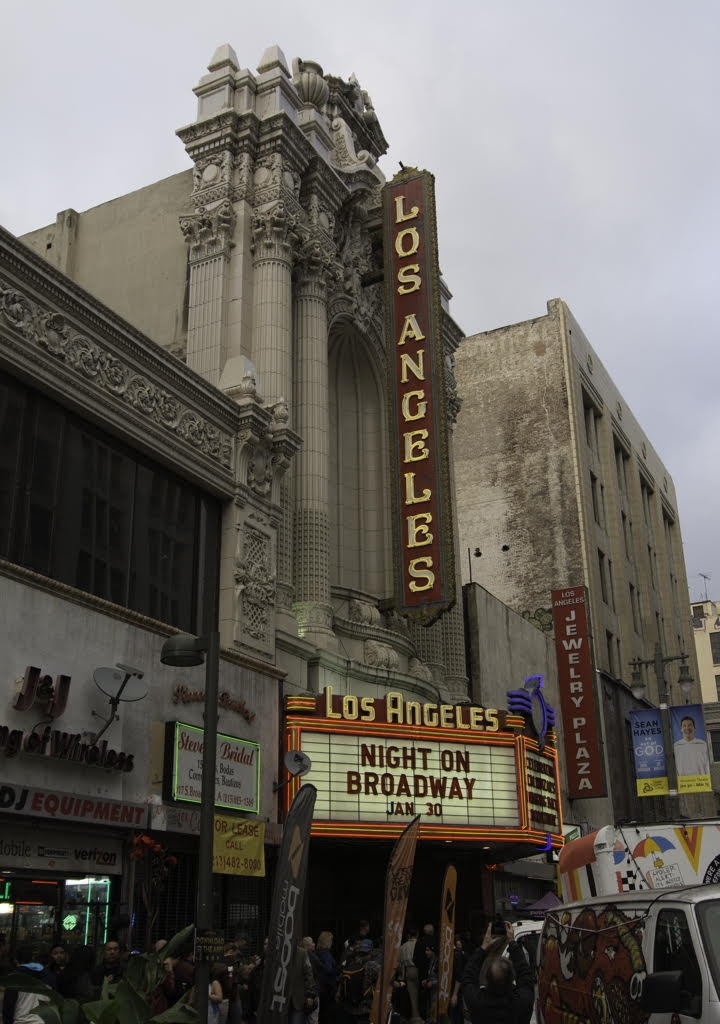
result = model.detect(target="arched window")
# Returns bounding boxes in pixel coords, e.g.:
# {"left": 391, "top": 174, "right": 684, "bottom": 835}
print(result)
{"left": 328, "top": 323, "right": 391, "bottom": 599}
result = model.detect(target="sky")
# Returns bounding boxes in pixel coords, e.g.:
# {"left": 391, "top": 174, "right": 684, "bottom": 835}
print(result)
{"left": 1, "top": 0, "right": 718, "bottom": 604}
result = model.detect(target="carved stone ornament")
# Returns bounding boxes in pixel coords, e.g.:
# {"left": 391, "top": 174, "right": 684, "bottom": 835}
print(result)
{"left": 253, "top": 152, "right": 302, "bottom": 209}
{"left": 251, "top": 201, "right": 299, "bottom": 263}
{"left": 247, "top": 444, "right": 273, "bottom": 497}
{"left": 383, "top": 609, "right": 411, "bottom": 637}
{"left": 348, "top": 598, "right": 381, "bottom": 627}
{"left": 179, "top": 200, "right": 236, "bottom": 262}
{"left": 0, "top": 286, "right": 232, "bottom": 468}
{"left": 444, "top": 353, "right": 462, "bottom": 424}
{"left": 192, "top": 150, "right": 233, "bottom": 193}
{"left": 408, "top": 657, "right": 433, "bottom": 683}
{"left": 292, "top": 58, "right": 330, "bottom": 111}
{"left": 294, "top": 231, "right": 341, "bottom": 291}
{"left": 364, "top": 639, "right": 399, "bottom": 671}
{"left": 234, "top": 525, "right": 276, "bottom": 642}
{"left": 305, "top": 193, "right": 335, "bottom": 237}
{"left": 329, "top": 202, "right": 383, "bottom": 343}
{"left": 330, "top": 117, "right": 377, "bottom": 173}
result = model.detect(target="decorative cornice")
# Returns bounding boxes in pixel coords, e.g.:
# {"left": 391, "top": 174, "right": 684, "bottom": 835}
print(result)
{"left": 333, "top": 612, "right": 416, "bottom": 659}
{"left": 0, "top": 228, "right": 238, "bottom": 424}
{"left": 0, "top": 282, "right": 234, "bottom": 471}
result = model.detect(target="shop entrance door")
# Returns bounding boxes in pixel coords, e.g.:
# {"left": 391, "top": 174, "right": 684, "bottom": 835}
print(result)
{"left": 5, "top": 878, "right": 60, "bottom": 952}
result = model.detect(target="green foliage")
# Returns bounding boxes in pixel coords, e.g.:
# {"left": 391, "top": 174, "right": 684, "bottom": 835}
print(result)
{"left": 1, "top": 926, "right": 199, "bottom": 1024}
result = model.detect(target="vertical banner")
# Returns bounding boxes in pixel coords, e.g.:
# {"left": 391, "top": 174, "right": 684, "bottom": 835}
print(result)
{"left": 372, "top": 815, "right": 421, "bottom": 1024}
{"left": 551, "top": 587, "right": 606, "bottom": 797}
{"left": 383, "top": 169, "right": 455, "bottom": 626}
{"left": 436, "top": 864, "right": 457, "bottom": 1022}
{"left": 670, "top": 704, "right": 712, "bottom": 793}
{"left": 257, "top": 784, "right": 317, "bottom": 1024}
{"left": 629, "top": 708, "right": 668, "bottom": 796}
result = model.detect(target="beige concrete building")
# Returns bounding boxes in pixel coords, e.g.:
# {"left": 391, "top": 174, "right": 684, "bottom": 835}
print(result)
{"left": 691, "top": 599, "right": 720, "bottom": 807}
{"left": 692, "top": 599, "right": 720, "bottom": 703}
{"left": 453, "top": 299, "right": 709, "bottom": 825}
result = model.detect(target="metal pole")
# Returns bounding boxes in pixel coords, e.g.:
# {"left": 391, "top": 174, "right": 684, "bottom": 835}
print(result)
{"left": 653, "top": 643, "right": 679, "bottom": 816}
{"left": 195, "top": 630, "right": 220, "bottom": 1024}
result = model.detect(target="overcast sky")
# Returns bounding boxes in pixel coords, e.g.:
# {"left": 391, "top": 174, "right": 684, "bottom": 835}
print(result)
{"left": 2, "top": 0, "right": 718, "bottom": 605}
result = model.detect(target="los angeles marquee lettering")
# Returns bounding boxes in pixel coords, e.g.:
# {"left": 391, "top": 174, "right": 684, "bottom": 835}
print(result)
{"left": 323, "top": 685, "right": 500, "bottom": 731}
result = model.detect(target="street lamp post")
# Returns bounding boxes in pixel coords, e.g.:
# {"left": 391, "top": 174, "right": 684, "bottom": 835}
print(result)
{"left": 161, "top": 630, "right": 220, "bottom": 1024}
{"left": 630, "top": 642, "right": 694, "bottom": 810}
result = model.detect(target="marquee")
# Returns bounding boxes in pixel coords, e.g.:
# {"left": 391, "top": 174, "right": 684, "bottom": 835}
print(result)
{"left": 284, "top": 687, "right": 563, "bottom": 847}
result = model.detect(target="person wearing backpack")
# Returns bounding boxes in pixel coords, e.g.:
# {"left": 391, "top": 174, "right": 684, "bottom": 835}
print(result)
{"left": 336, "top": 942, "right": 374, "bottom": 1024}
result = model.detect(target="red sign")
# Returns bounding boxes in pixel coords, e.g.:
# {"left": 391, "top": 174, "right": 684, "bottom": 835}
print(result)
{"left": 384, "top": 169, "right": 455, "bottom": 624}
{"left": 551, "top": 587, "right": 606, "bottom": 798}
{"left": 0, "top": 783, "right": 147, "bottom": 827}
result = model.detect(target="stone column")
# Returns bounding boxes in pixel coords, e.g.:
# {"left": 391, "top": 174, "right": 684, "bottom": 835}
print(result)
{"left": 292, "top": 235, "right": 338, "bottom": 647}
{"left": 251, "top": 201, "right": 297, "bottom": 406}
{"left": 180, "top": 201, "right": 235, "bottom": 385}
{"left": 250, "top": 200, "right": 298, "bottom": 633}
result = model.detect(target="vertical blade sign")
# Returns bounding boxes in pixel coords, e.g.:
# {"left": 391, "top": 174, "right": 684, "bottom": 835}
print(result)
{"left": 383, "top": 169, "right": 455, "bottom": 625}
{"left": 551, "top": 587, "right": 606, "bottom": 798}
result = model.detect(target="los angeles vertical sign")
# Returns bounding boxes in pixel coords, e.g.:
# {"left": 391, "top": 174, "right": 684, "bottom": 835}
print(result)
{"left": 384, "top": 169, "right": 455, "bottom": 625}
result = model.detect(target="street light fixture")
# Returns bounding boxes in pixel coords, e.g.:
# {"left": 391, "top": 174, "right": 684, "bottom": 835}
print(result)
{"left": 629, "top": 642, "right": 695, "bottom": 806}
{"left": 160, "top": 630, "right": 220, "bottom": 1024}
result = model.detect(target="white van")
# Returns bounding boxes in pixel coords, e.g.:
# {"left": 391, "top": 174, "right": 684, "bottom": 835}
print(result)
{"left": 536, "top": 884, "right": 720, "bottom": 1023}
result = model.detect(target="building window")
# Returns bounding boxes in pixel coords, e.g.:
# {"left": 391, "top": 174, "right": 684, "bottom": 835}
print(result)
{"left": 711, "top": 633, "right": 720, "bottom": 666}
{"left": 693, "top": 605, "right": 705, "bottom": 620}
{"left": 583, "top": 394, "right": 601, "bottom": 456}
{"left": 590, "top": 472, "right": 605, "bottom": 527}
{"left": 598, "top": 549, "right": 608, "bottom": 603}
{"left": 621, "top": 512, "right": 634, "bottom": 561}
{"left": 630, "top": 583, "right": 641, "bottom": 634}
{"left": 711, "top": 730, "right": 720, "bottom": 762}
{"left": 648, "top": 545, "right": 657, "bottom": 589}
{"left": 662, "top": 510, "right": 676, "bottom": 570}
{"left": 640, "top": 478, "right": 654, "bottom": 536}
{"left": 606, "top": 631, "right": 617, "bottom": 676}
{"left": 715, "top": 676, "right": 720, "bottom": 702}
{"left": 607, "top": 557, "right": 616, "bottom": 611}
{"left": 0, "top": 370, "right": 220, "bottom": 633}
{"left": 614, "top": 439, "right": 629, "bottom": 496}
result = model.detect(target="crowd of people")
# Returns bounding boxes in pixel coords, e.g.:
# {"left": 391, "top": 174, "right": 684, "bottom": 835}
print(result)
{"left": 0, "top": 916, "right": 537, "bottom": 1024}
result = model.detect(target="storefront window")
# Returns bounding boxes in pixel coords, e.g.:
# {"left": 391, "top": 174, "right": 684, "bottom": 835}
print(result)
{"left": 0, "top": 875, "right": 112, "bottom": 955}
{"left": 63, "top": 878, "right": 112, "bottom": 948}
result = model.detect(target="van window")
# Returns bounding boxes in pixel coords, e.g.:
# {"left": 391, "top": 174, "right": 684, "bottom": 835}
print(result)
{"left": 696, "top": 900, "right": 720, "bottom": 999}
{"left": 652, "top": 908, "right": 702, "bottom": 1018}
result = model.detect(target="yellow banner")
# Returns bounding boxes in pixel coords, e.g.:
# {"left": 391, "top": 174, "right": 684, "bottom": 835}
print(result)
{"left": 678, "top": 774, "right": 712, "bottom": 793}
{"left": 636, "top": 776, "right": 669, "bottom": 797}
{"left": 213, "top": 815, "right": 265, "bottom": 876}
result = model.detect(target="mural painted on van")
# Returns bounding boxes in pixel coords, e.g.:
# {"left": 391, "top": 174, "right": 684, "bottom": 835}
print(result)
{"left": 537, "top": 904, "right": 648, "bottom": 1024}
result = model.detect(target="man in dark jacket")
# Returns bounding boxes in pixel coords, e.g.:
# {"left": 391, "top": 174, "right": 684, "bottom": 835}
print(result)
{"left": 461, "top": 921, "right": 534, "bottom": 1024}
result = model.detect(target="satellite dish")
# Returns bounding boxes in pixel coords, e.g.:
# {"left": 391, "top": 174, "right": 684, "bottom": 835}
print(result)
{"left": 284, "top": 750, "right": 312, "bottom": 777}
{"left": 93, "top": 667, "right": 147, "bottom": 702}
